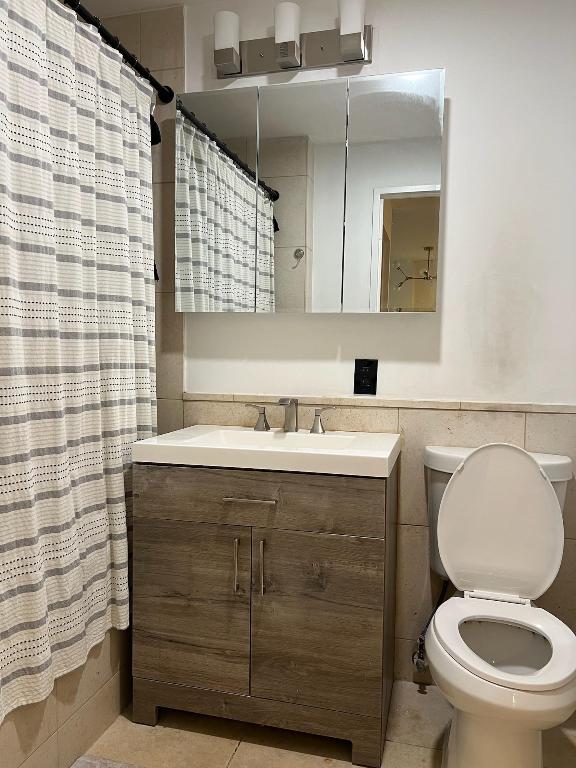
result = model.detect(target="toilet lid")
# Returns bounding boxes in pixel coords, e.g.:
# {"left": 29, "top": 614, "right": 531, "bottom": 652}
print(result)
{"left": 438, "top": 443, "right": 564, "bottom": 600}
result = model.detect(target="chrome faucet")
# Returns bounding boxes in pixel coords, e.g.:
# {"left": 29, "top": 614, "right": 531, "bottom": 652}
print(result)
{"left": 310, "top": 406, "right": 335, "bottom": 434}
{"left": 277, "top": 398, "right": 299, "bottom": 432}
{"left": 245, "top": 403, "right": 270, "bottom": 431}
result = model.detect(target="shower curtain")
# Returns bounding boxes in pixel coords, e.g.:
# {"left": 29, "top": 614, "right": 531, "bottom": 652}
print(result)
{"left": 175, "top": 113, "right": 275, "bottom": 312}
{"left": 0, "top": 0, "right": 156, "bottom": 721}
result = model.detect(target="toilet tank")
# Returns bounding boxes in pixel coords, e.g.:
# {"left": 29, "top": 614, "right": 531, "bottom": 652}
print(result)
{"left": 424, "top": 445, "right": 573, "bottom": 580}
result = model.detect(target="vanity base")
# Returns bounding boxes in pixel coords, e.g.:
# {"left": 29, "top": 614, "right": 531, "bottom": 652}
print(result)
{"left": 133, "top": 677, "right": 384, "bottom": 768}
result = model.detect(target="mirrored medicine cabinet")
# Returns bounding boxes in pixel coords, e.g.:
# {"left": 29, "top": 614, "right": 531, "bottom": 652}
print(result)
{"left": 175, "top": 69, "right": 444, "bottom": 314}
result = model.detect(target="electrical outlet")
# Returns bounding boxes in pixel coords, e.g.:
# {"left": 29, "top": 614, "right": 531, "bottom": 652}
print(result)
{"left": 354, "top": 359, "right": 378, "bottom": 396}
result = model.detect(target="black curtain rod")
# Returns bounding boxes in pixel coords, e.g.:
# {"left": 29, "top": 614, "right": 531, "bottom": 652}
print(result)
{"left": 176, "top": 100, "right": 280, "bottom": 203}
{"left": 62, "top": 0, "right": 174, "bottom": 105}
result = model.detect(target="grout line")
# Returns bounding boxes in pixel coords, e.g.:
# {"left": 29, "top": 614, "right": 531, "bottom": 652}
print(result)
{"left": 523, "top": 411, "right": 527, "bottom": 447}
{"left": 225, "top": 740, "right": 242, "bottom": 768}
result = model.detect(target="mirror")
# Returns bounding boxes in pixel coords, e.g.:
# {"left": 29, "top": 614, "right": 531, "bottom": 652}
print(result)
{"left": 174, "top": 69, "right": 445, "bottom": 313}
{"left": 343, "top": 71, "right": 444, "bottom": 312}
{"left": 175, "top": 87, "right": 259, "bottom": 312}
{"left": 258, "top": 80, "right": 348, "bottom": 312}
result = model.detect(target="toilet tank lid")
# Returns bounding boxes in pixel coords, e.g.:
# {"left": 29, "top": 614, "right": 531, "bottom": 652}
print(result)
{"left": 424, "top": 445, "right": 573, "bottom": 482}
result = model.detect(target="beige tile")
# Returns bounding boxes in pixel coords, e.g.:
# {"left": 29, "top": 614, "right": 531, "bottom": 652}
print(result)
{"left": 264, "top": 175, "right": 307, "bottom": 249}
{"left": 157, "top": 398, "right": 184, "bottom": 434}
{"left": 386, "top": 681, "right": 452, "bottom": 751}
{"left": 394, "top": 638, "right": 435, "bottom": 686}
{"left": 322, "top": 406, "right": 399, "bottom": 433}
{"left": 56, "top": 631, "right": 127, "bottom": 726}
{"left": 184, "top": 400, "right": 256, "bottom": 429}
{"left": 258, "top": 137, "right": 309, "bottom": 178}
{"left": 226, "top": 394, "right": 460, "bottom": 410}
{"left": 19, "top": 733, "right": 58, "bottom": 768}
{"left": 152, "top": 116, "right": 175, "bottom": 184}
{"left": 58, "top": 671, "right": 130, "bottom": 768}
{"left": 153, "top": 183, "right": 175, "bottom": 294}
{"left": 394, "top": 638, "right": 417, "bottom": 681}
{"left": 152, "top": 68, "right": 184, "bottom": 129}
{"left": 140, "top": 7, "right": 185, "bottom": 71}
{"left": 155, "top": 292, "right": 183, "bottom": 400}
{"left": 102, "top": 14, "right": 141, "bottom": 60}
{"left": 525, "top": 413, "right": 576, "bottom": 539}
{"left": 229, "top": 740, "right": 349, "bottom": 768}
{"left": 395, "top": 525, "right": 444, "bottom": 641}
{"left": 382, "top": 740, "right": 443, "bottom": 768}
{"left": 462, "top": 401, "right": 576, "bottom": 414}
{"left": 396, "top": 400, "right": 460, "bottom": 410}
{"left": 273, "top": 246, "right": 306, "bottom": 313}
{"left": 150, "top": 73, "right": 182, "bottom": 186}
{"left": 305, "top": 177, "right": 314, "bottom": 249}
{"left": 398, "top": 409, "right": 526, "bottom": 525}
{"left": 537, "top": 538, "right": 576, "bottom": 633}
{"left": 192, "top": 716, "right": 350, "bottom": 760}
{"left": 185, "top": 392, "right": 235, "bottom": 402}
{"left": 0, "top": 692, "right": 58, "bottom": 768}
{"left": 182, "top": 397, "right": 398, "bottom": 433}
{"left": 543, "top": 710, "right": 576, "bottom": 768}
{"left": 89, "top": 709, "right": 238, "bottom": 768}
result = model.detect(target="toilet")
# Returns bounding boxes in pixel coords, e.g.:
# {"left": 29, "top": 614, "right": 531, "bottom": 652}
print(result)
{"left": 423, "top": 443, "right": 576, "bottom": 768}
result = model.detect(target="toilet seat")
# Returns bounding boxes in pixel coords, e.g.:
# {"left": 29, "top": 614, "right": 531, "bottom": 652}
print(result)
{"left": 433, "top": 597, "right": 576, "bottom": 692}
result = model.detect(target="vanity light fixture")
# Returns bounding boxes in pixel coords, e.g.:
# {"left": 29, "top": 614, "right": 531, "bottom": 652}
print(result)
{"left": 339, "top": 0, "right": 367, "bottom": 62}
{"left": 213, "top": 3, "right": 372, "bottom": 79}
{"left": 214, "top": 10, "right": 241, "bottom": 76}
{"left": 275, "top": 2, "right": 301, "bottom": 69}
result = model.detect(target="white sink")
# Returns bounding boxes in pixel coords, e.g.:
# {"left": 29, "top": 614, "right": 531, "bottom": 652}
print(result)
{"left": 133, "top": 425, "right": 401, "bottom": 478}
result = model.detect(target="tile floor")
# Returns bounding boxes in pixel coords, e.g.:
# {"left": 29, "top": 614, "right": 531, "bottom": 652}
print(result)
{"left": 84, "top": 681, "right": 576, "bottom": 768}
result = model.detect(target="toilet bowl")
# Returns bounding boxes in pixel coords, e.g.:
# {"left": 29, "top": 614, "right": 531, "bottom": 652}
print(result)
{"left": 423, "top": 443, "right": 576, "bottom": 768}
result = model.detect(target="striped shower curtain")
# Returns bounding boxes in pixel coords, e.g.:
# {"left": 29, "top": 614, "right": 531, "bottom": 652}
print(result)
{"left": 0, "top": 0, "right": 156, "bottom": 721}
{"left": 175, "top": 113, "right": 275, "bottom": 312}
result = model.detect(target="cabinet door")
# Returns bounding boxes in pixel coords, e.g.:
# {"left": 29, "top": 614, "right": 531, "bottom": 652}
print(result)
{"left": 133, "top": 519, "right": 251, "bottom": 694}
{"left": 251, "top": 529, "right": 384, "bottom": 715}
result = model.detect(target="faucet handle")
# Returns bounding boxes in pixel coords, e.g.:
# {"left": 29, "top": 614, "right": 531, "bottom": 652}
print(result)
{"left": 310, "top": 406, "right": 335, "bottom": 434}
{"left": 245, "top": 403, "right": 270, "bottom": 432}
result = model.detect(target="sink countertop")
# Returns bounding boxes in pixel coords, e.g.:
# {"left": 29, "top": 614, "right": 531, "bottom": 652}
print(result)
{"left": 132, "top": 425, "right": 402, "bottom": 478}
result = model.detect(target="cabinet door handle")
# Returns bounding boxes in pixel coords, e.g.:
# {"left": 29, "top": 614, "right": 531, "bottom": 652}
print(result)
{"left": 233, "top": 537, "right": 239, "bottom": 594}
{"left": 223, "top": 497, "right": 277, "bottom": 507}
{"left": 259, "top": 539, "right": 265, "bottom": 596}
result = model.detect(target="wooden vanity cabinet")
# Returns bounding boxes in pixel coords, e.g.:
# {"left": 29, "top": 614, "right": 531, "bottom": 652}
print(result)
{"left": 132, "top": 463, "right": 398, "bottom": 768}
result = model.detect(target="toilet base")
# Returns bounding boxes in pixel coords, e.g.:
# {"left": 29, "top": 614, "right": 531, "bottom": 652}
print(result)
{"left": 443, "top": 710, "right": 542, "bottom": 768}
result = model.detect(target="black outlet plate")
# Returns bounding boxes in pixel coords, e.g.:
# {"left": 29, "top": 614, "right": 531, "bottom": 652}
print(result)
{"left": 354, "top": 359, "right": 378, "bottom": 396}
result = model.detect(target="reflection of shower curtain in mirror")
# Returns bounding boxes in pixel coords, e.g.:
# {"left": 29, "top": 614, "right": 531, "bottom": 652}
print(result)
{"left": 175, "top": 114, "right": 274, "bottom": 312}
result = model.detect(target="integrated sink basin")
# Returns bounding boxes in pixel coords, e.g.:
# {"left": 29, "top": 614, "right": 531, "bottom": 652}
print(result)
{"left": 133, "top": 425, "right": 401, "bottom": 477}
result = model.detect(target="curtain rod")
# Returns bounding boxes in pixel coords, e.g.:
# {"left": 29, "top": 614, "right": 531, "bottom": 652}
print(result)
{"left": 62, "top": 0, "right": 175, "bottom": 104}
{"left": 176, "top": 100, "right": 280, "bottom": 203}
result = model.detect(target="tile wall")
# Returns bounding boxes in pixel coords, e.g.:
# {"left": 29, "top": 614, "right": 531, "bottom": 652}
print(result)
{"left": 259, "top": 136, "right": 314, "bottom": 312}
{"left": 103, "top": 6, "right": 187, "bottom": 437}
{"left": 1, "top": 632, "right": 130, "bottom": 768}
{"left": 182, "top": 393, "right": 576, "bottom": 681}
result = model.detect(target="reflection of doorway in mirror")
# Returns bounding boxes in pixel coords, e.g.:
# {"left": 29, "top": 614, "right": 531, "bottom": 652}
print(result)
{"left": 371, "top": 186, "right": 440, "bottom": 312}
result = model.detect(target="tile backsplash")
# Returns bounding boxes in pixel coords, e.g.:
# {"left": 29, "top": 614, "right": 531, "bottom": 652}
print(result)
{"left": 181, "top": 392, "right": 576, "bottom": 683}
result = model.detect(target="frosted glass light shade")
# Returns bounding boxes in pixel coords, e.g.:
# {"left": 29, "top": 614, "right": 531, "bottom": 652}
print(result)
{"left": 339, "top": 0, "right": 366, "bottom": 35}
{"left": 275, "top": 2, "right": 301, "bottom": 44}
{"left": 214, "top": 10, "right": 240, "bottom": 52}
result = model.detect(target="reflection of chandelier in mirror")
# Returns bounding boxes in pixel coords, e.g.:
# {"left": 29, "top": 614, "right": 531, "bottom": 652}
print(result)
{"left": 395, "top": 246, "right": 437, "bottom": 289}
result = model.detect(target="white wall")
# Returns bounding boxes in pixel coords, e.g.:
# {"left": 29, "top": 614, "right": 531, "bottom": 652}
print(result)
{"left": 182, "top": 0, "right": 576, "bottom": 403}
